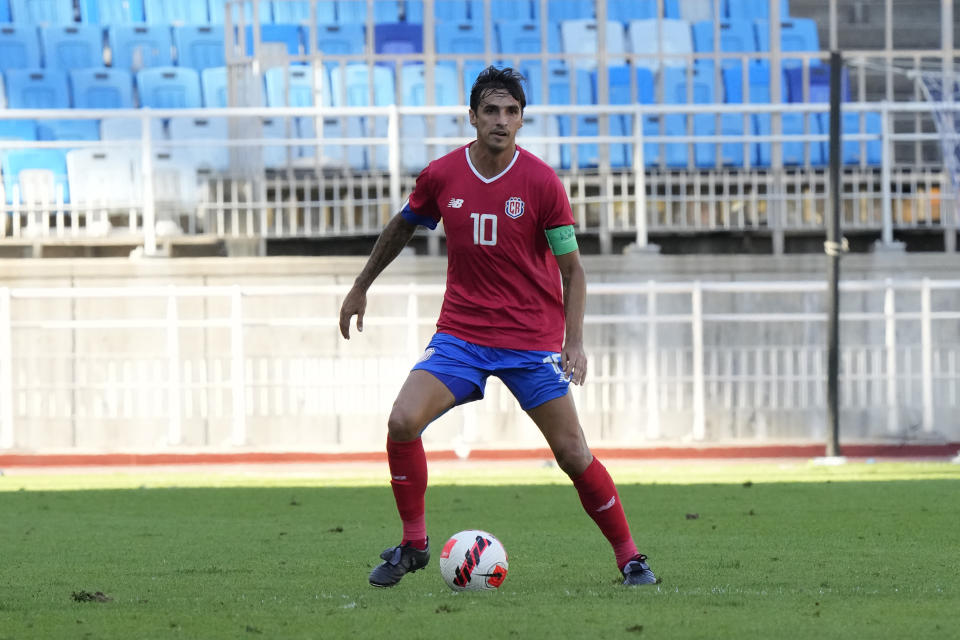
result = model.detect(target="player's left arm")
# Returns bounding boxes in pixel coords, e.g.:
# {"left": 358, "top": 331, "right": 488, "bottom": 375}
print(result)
{"left": 554, "top": 248, "right": 587, "bottom": 385}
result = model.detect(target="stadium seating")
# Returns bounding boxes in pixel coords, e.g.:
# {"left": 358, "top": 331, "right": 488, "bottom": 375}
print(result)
{"left": 840, "top": 112, "right": 881, "bottom": 165}
{"left": 691, "top": 19, "right": 756, "bottom": 68}
{"left": 374, "top": 22, "right": 421, "bottom": 55}
{"left": 496, "top": 20, "right": 561, "bottom": 56}
{"left": 515, "top": 111, "right": 561, "bottom": 168}
{"left": 36, "top": 117, "right": 99, "bottom": 141}
{"left": 0, "top": 119, "right": 37, "bottom": 140}
{"left": 5, "top": 67, "right": 68, "bottom": 107}
{"left": 336, "top": 0, "right": 401, "bottom": 24}
{"left": 243, "top": 24, "right": 302, "bottom": 56}
{"left": 167, "top": 116, "right": 229, "bottom": 171}
{"left": 481, "top": 0, "right": 537, "bottom": 21}
{"left": 0, "top": 25, "right": 41, "bottom": 69}
{"left": 672, "top": 0, "right": 717, "bottom": 22}
{"left": 2, "top": 148, "right": 69, "bottom": 203}
{"left": 208, "top": 0, "right": 273, "bottom": 25}
{"left": 143, "top": 0, "right": 208, "bottom": 25}
{"left": 725, "top": 0, "right": 789, "bottom": 20}
{"left": 100, "top": 115, "right": 165, "bottom": 141}
{"left": 9, "top": 0, "right": 73, "bottom": 25}
{"left": 70, "top": 68, "right": 134, "bottom": 108}
{"left": 79, "top": 0, "right": 145, "bottom": 24}
{"left": 401, "top": 63, "right": 459, "bottom": 106}
{"left": 560, "top": 19, "right": 627, "bottom": 69}
{"left": 200, "top": 65, "right": 227, "bottom": 107}
{"left": 0, "top": 0, "right": 10, "bottom": 21}
{"left": 405, "top": 0, "right": 471, "bottom": 23}
{"left": 108, "top": 25, "right": 175, "bottom": 69}
{"left": 753, "top": 18, "right": 819, "bottom": 69}
{"left": 66, "top": 147, "right": 141, "bottom": 207}
{"left": 547, "top": 0, "right": 594, "bottom": 21}
{"left": 313, "top": 23, "right": 365, "bottom": 57}
{"left": 436, "top": 21, "right": 485, "bottom": 55}
{"left": 330, "top": 63, "right": 395, "bottom": 169}
{"left": 149, "top": 148, "right": 200, "bottom": 206}
{"left": 136, "top": 66, "right": 202, "bottom": 108}
{"left": 272, "top": 0, "right": 336, "bottom": 24}
{"left": 40, "top": 25, "right": 103, "bottom": 70}
{"left": 628, "top": 19, "right": 693, "bottom": 70}
{"left": 607, "top": 65, "right": 669, "bottom": 167}
{"left": 606, "top": 0, "right": 657, "bottom": 22}
{"left": 174, "top": 25, "right": 226, "bottom": 70}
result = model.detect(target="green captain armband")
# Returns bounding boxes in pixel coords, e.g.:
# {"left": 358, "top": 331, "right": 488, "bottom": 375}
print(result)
{"left": 545, "top": 225, "right": 578, "bottom": 255}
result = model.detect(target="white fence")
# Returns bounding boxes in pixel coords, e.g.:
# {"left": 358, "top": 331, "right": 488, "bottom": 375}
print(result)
{"left": 2, "top": 278, "right": 958, "bottom": 454}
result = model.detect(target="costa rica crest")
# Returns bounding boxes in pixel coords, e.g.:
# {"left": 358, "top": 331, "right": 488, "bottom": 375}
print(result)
{"left": 504, "top": 196, "right": 525, "bottom": 219}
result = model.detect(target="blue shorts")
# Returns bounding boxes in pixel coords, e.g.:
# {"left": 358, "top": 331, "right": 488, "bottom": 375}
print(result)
{"left": 411, "top": 332, "right": 570, "bottom": 411}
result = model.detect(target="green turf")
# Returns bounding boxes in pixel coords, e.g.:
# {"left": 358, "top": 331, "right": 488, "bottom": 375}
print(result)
{"left": 1, "top": 463, "right": 958, "bottom": 639}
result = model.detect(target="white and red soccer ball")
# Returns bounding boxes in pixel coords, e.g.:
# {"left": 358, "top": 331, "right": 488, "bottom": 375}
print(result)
{"left": 438, "top": 530, "right": 508, "bottom": 592}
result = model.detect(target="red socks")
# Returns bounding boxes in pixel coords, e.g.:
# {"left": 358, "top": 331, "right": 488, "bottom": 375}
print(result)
{"left": 572, "top": 457, "right": 639, "bottom": 570}
{"left": 386, "top": 436, "right": 428, "bottom": 549}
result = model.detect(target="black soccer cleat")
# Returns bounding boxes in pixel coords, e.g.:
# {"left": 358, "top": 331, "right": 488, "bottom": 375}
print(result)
{"left": 621, "top": 554, "right": 657, "bottom": 586}
{"left": 368, "top": 539, "right": 430, "bottom": 587}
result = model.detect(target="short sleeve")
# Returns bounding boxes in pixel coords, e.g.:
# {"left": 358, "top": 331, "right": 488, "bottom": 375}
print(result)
{"left": 541, "top": 170, "right": 575, "bottom": 230}
{"left": 402, "top": 163, "right": 442, "bottom": 229}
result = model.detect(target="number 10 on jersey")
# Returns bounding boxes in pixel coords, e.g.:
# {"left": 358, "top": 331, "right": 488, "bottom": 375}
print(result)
{"left": 470, "top": 213, "right": 498, "bottom": 246}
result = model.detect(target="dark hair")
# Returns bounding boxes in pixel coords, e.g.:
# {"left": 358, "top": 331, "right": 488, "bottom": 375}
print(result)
{"left": 469, "top": 66, "right": 527, "bottom": 113}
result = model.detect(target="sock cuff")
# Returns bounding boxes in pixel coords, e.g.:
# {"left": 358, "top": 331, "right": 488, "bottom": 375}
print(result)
{"left": 387, "top": 435, "right": 423, "bottom": 453}
{"left": 572, "top": 455, "right": 601, "bottom": 486}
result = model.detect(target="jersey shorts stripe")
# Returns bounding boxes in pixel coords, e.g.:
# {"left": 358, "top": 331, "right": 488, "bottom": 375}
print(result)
{"left": 412, "top": 332, "right": 571, "bottom": 412}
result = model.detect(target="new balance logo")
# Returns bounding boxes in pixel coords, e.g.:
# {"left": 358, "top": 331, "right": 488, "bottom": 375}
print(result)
{"left": 596, "top": 496, "right": 616, "bottom": 512}
{"left": 448, "top": 198, "right": 464, "bottom": 208}
{"left": 392, "top": 475, "right": 407, "bottom": 481}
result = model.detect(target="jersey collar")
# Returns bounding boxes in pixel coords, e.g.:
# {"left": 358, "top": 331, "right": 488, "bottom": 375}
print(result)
{"left": 464, "top": 144, "right": 519, "bottom": 184}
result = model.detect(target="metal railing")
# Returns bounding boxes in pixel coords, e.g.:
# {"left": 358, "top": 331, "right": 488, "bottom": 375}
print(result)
{"left": 1, "top": 279, "right": 958, "bottom": 454}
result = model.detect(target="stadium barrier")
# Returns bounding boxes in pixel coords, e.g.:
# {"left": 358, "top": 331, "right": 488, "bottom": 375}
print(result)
{"left": 0, "top": 100, "right": 955, "bottom": 255}
{"left": 1, "top": 278, "right": 958, "bottom": 455}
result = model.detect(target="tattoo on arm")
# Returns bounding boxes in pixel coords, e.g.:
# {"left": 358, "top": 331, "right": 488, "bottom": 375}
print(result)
{"left": 354, "top": 214, "right": 418, "bottom": 290}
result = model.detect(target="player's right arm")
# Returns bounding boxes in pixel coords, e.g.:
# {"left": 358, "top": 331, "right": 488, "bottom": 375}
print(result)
{"left": 339, "top": 213, "right": 418, "bottom": 339}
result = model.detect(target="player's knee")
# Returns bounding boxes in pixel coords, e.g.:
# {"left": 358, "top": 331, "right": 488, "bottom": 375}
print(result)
{"left": 553, "top": 442, "right": 592, "bottom": 477}
{"left": 387, "top": 404, "right": 424, "bottom": 442}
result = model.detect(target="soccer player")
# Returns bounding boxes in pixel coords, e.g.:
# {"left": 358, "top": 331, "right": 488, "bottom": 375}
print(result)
{"left": 338, "top": 66, "right": 656, "bottom": 588}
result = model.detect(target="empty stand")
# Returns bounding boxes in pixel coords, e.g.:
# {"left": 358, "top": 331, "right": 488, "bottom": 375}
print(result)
{"left": 628, "top": 19, "right": 693, "bottom": 70}
{"left": 70, "top": 68, "right": 134, "bottom": 108}
{"left": 208, "top": 0, "right": 273, "bottom": 25}
{"left": 174, "top": 25, "right": 226, "bottom": 70}
{"left": 41, "top": 25, "right": 104, "bottom": 70}
{"left": 691, "top": 19, "right": 756, "bottom": 68}
{"left": 313, "top": 23, "right": 365, "bottom": 57}
{"left": 840, "top": 112, "right": 881, "bottom": 165}
{"left": 547, "top": 0, "right": 594, "bottom": 21}
{"left": 496, "top": 21, "right": 559, "bottom": 56}
{"left": 100, "top": 115, "right": 165, "bottom": 141}
{"left": 673, "top": 0, "right": 717, "bottom": 22}
{"left": 374, "top": 22, "right": 422, "bottom": 55}
{"left": 405, "top": 0, "right": 471, "bottom": 23}
{"left": 79, "top": 0, "right": 145, "bottom": 23}
{"left": 515, "top": 111, "right": 560, "bottom": 168}
{"left": 2, "top": 148, "right": 69, "bottom": 204}
{"left": 725, "top": 0, "right": 789, "bottom": 20}
{"left": 560, "top": 19, "right": 627, "bottom": 69}
{"left": 0, "top": 119, "right": 37, "bottom": 140}
{"left": 200, "top": 65, "right": 227, "bottom": 107}
{"left": 10, "top": 0, "right": 73, "bottom": 25}
{"left": 136, "top": 66, "right": 202, "bottom": 108}
{"left": 436, "top": 21, "right": 485, "bottom": 55}
{"left": 271, "top": 0, "right": 336, "bottom": 24}
{"left": 143, "top": 0, "right": 208, "bottom": 25}
{"left": 336, "top": 0, "right": 401, "bottom": 24}
{"left": 108, "top": 25, "right": 175, "bottom": 69}
{"left": 243, "top": 23, "right": 302, "bottom": 56}
{"left": 0, "top": 25, "right": 41, "bottom": 70}
{"left": 401, "top": 63, "right": 459, "bottom": 106}
{"left": 0, "top": 0, "right": 10, "bottom": 21}
{"left": 66, "top": 147, "right": 141, "bottom": 207}
{"left": 753, "top": 18, "right": 819, "bottom": 68}
{"left": 36, "top": 118, "right": 100, "bottom": 141}
{"left": 606, "top": 0, "right": 657, "bottom": 22}
{"left": 5, "top": 67, "right": 68, "bottom": 107}
{"left": 167, "top": 116, "right": 229, "bottom": 171}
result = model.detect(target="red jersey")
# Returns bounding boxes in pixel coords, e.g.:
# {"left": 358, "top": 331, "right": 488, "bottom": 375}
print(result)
{"left": 402, "top": 143, "right": 575, "bottom": 351}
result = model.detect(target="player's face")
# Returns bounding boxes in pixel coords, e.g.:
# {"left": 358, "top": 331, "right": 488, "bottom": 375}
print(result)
{"left": 469, "top": 89, "right": 523, "bottom": 153}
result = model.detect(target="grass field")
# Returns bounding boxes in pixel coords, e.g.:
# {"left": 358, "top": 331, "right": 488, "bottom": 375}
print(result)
{"left": 1, "top": 460, "right": 959, "bottom": 639}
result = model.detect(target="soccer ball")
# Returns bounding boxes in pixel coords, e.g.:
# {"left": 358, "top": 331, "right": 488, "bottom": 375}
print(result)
{"left": 438, "top": 530, "right": 508, "bottom": 592}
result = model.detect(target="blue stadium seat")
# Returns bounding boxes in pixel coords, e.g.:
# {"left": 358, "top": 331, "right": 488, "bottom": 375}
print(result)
{"left": 496, "top": 22, "right": 563, "bottom": 65}
{"left": 80, "top": 0, "right": 145, "bottom": 23}
{"left": 41, "top": 25, "right": 104, "bottom": 70}
{"left": 547, "top": 0, "right": 594, "bottom": 21}
{"left": 839, "top": 112, "right": 881, "bottom": 165}
{"left": 5, "top": 68, "right": 68, "bottom": 107}
{"left": 405, "top": 1, "right": 470, "bottom": 23}
{"left": 167, "top": 116, "right": 229, "bottom": 171}
{"left": 560, "top": 19, "right": 627, "bottom": 69}
{"left": 174, "top": 25, "right": 225, "bottom": 70}
{"left": 0, "top": 25, "right": 40, "bottom": 70}
{"left": 483, "top": 0, "right": 536, "bottom": 21}
{"left": 0, "top": 119, "right": 36, "bottom": 140}
{"left": 527, "top": 66, "right": 594, "bottom": 168}
{"left": 263, "top": 65, "right": 342, "bottom": 166}
{"left": 136, "top": 66, "right": 202, "bottom": 108}
{"left": 436, "top": 21, "right": 485, "bottom": 55}
{"left": 608, "top": 65, "right": 664, "bottom": 166}
{"left": 2, "top": 148, "right": 69, "bottom": 203}
{"left": 9, "top": 0, "right": 74, "bottom": 25}
{"left": 108, "top": 25, "right": 175, "bottom": 69}
{"left": 272, "top": 0, "right": 335, "bottom": 24}
{"left": 36, "top": 118, "right": 100, "bottom": 141}
{"left": 200, "top": 65, "right": 226, "bottom": 106}
{"left": 313, "top": 23, "right": 365, "bottom": 57}
{"left": 69, "top": 68, "right": 134, "bottom": 108}
{"left": 374, "top": 22, "right": 421, "bottom": 55}
{"left": 754, "top": 18, "right": 819, "bottom": 67}
{"left": 243, "top": 23, "right": 302, "bottom": 56}
{"left": 144, "top": 0, "right": 208, "bottom": 24}
{"left": 0, "top": 0, "right": 10, "bottom": 21}
{"left": 208, "top": 0, "right": 273, "bottom": 25}
{"left": 515, "top": 111, "right": 561, "bottom": 168}
{"left": 400, "top": 63, "right": 459, "bottom": 105}
{"left": 785, "top": 62, "right": 843, "bottom": 103}
{"left": 691, "top": 19, "right": 756, "bottom": 67}
{"left": 725, "top": 0, "right": 788, "bottom": 20}
{"left": 627, "top": 18, "right": 693, "bottom": 70}
{"left": 336, "top": 0, "right": 401, "bottom": 23}
{"left": 329, "top": 62, "right": 394, "bottom": 106}
{"left": 606, "top": 0, "right": 657, "bottom": 22}
{"left": 100, "top": 115, "right": 165, "bottom": 141}
{"left": 662, "top": 66, "right": 736, "bottom": 167}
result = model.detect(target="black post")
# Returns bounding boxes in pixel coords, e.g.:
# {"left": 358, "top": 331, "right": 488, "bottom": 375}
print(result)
{"left": 825, "top": 50, "right": 843, "bottom": 457}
